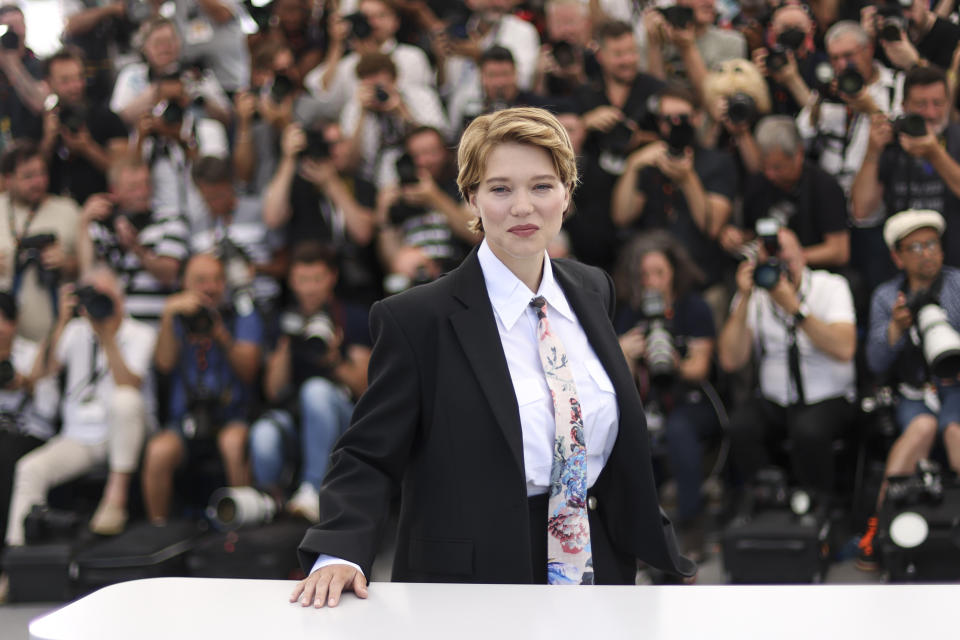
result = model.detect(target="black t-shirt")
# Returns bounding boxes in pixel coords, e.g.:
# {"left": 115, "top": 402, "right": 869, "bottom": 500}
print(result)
{"left": 633, "top": 147, "right": 738, "bottom": 285}
{"left": 576, "top": 73, "right": 665, "bottom": 142}
{"left": 288, "top": 173, "right": 384, "bottom": 305}
{"left": 743, "top": 161, "right": 847, "bottom": 247}
{"left": 47, "top": 102, "right": 128, "bottom": 206}
{"left": 766, "top": 50, "right": 830, "bottom": 117}
{"left": 918, "top": 18, "right": 960, "bottom": 71}
{"left": 567, "top": 155, "right": 621, "bottom": 273}
{"left": 877, "top": 124, "right": 960, "bottom": 265}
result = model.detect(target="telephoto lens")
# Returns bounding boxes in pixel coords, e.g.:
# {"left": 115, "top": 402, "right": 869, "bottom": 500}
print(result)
{"left": 206, "top": 487, "right": 277, "bottom": 531}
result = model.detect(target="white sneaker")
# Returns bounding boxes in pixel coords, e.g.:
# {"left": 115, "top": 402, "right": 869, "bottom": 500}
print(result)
{"left": 286, "top": 483, "right": 320, "bottom": 523}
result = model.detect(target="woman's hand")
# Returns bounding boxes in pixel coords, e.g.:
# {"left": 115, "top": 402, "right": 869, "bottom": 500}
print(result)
{"left": 289, "top": 565, "right": 368, "bottom": 608}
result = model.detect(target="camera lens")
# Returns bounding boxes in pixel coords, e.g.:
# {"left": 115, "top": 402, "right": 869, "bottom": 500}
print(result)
{"left": 753, "top": 260, "right": 782, "bottom": 290}
{"left": 837, "top": 66, "right": 864, "bottom": 95}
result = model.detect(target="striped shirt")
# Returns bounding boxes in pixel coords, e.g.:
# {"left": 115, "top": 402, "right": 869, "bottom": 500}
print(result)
{"left": 89, "top": 211, "right": 190, "bottom": 326}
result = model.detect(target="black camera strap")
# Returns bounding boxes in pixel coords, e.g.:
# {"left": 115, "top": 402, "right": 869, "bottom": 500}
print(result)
{"left": 65, "top": 339, "right": 107, "bottom": 403}
{"left": 755, "top": 280, "right": 809, "bottom": 406}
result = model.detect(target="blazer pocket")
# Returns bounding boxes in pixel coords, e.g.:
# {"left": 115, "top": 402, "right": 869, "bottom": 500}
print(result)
{"left": 408, "top": 537, "right": 475, "bottom": 577}
{"left": 585, "top": 358, "right": 616, "bottom": 395}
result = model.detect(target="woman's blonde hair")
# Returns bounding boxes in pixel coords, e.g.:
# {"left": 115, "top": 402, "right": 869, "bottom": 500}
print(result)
{"left": 457, "top": 107, "right": 578, "bottom": 234}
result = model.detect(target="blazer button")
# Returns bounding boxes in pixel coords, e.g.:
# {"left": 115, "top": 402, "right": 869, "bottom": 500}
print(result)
{"left": 587, "top": 496, "right": 597, "bottom": 511}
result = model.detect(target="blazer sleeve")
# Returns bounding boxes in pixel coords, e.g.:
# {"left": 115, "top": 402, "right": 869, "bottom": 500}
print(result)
{"left": 297, "top": 298, "right": 422, "bottom": 577}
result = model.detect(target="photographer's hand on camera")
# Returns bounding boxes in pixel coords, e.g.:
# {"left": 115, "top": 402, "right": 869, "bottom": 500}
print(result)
{"left": 233, "top": 90, "right": 257, "bottom": 127}
{"left": 860, "top": 5, "right": 879, "bottom": 41}
{"left": 626, "top": 140, "right": 668, "bottom": 172}
{"left": 643, "top": 7, "right": 666, "bottom": 47}
{"left": 768, "top": 271, "right": 801, "bottom": 315}
{"left": 735, "top": 258, "right": 757, "bottom": 297}
{"left": 880, "top": 31, "right": 921, "bottom": 70}
{"left": 841, "top": 85, "right": 879, "bottom": 115}
{"left": 898, "top": 126, "right": 940, "bottom": 161}
{"left": 113, "top": 215, "right": 140, "bottom": 253}
{"left": 162, "top": 290, "right": 205, "bottom": 319}
{"left": 280, "top": 123, "right": 307, "bottom": 160}
{"left": 867, "top": 112, "right": 894, "bottom": 154}
{"left": 39, "top": 241, "right": 67, "bottom": 273}
{"left": 618, "top": 327, "right": 647, "bottom": 372}
{"left": 888, "top": 291, "right": 914, "bottom": 346}
{"left": 719, "top": 224, "right": 747, "bottom": 253}
{"left": 582, "top": 105, "right": 623, "bottom": 133}
{"left": 655, "top": 147, "right": 695, "bottom": 184}
{"left": 398, "top": 169, "right": 440, "bottom": 208}
{"left": 80, "top": 193, "right": 114, "bottom": 226}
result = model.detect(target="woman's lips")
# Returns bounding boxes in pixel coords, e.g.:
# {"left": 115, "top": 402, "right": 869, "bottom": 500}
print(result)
{"left": 509, "top": 224, "right": 539, "bottom": 237}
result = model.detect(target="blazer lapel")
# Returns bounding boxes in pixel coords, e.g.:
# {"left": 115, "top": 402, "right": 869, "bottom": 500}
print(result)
{"left": 552, "top": 261, "right": 641, "bottom": 418}
{"left": 448, "top": 250, "right": 526, "bottom": 474}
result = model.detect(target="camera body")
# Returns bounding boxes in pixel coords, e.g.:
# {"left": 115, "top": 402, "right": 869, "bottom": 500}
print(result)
{"left": 876, "top": 4, "right": 906, "bottom": 42}
{"left": 600, "top": 119, "right": 635, "bottom": 158}
{"left": 75, "top": 285, "right": 115, "bottom": 321}
{"left": 153, "top": 99, "right": 185, "bottom": 126}
{"left": 280, "top": 309, "right": 337, "bottom": 364}
{"left": 551, "top": 40, "right": 577, "bottom": 68}
{"left": 0, "top": 24, "right": 20, "bottom": 51}
{"left": 18, "top": 233, "right": 59, "bottom": 289}
{"left": 269, "top": 74, "right": 295, "bottom": 104}
{"left": 301, "top": 129, "right": 330, "bottom": 160}
{"left": 837, "top": 64, "right": 865, "bottom": 96}
{"left": 664, "top": 114, "right": 696, "bottom": 156}
{"left": 766, "top": 46, "right": 789, "bottom": 73}
{"left": 658, "top": 5, "right": 694, "bottom": 29}
{"left": 395, "top": 152, "right": 419, "bottom": 186}
{"left": 0, "top": 358, "right": 15, "bottom": 389}
{"left": 893, "top": 113, "right": 927, "bottom": 138}
{"left": 180, "top": 306, "right": 215, "bottom": 336}
{"left": 346, "top": 12, "right": 373, "bottom": 40}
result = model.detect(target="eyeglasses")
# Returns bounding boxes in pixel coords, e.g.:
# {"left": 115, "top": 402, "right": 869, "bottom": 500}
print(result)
{"left": 902, "top": 239, "right": 941, "bottom": 255}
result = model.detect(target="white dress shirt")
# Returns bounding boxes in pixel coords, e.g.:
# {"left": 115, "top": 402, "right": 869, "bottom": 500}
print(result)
{"left": 311, "top": 242, "right": 621, "bottom": 577}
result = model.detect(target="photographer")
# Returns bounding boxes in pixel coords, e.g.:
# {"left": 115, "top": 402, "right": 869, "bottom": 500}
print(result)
{"left": 718, "top": 227, "right": 856, "bottom": 501}
{"left": 447, "top": 46, "right": 541, "bottom": 151}
{"left": 143, "top": 253, "right": 261, "bottom": 524}
{"left": 6, "top": 268, "right": 156, "bottom": 544}
{"left": 376, "top": 125, "right": 476, "bottom": 291}
{"left": 614, "top": 231, "right": 719, "bottom": 560}
{"left": 233, "top": 41, "right": 340, "bottom": 194}
{"left": 858, "top": 210, "right": 960, "bottom": 569}
{"left": 40, "top": 49, "right": 130, "bottom": 207}
{"left": 640, "top": 0, "right": 746, "bottom": 104}
{"left": 796, "top": 21, "right": 903, "bottom": 203}
{"left": 262, "top": 121, "right": 379, "bottom": 305}
{"left": 249, "top": 242, "right": 371, "bottom": 521}
{"left": 77, "top": 155, "right": 188, "bottom": 326}
{"left": 532, "top": 0, "right": 595, "bottom": 98}
{"left": 861, "top": 0, "right": 960, "bottom": 73}
{"left": 0, "top": 4, "right": 45, "bottom": 143}
{"left": 611, "top": 84, "right": 737, "bottom": 288}
{"left": 852, "top": 66, "right": 960, "bottom": 266}
{"left": 0, "top": 292, "right": 58, "bottom": 568}
{"left": 110, "top": 17, "right": 231, "bottom": 127}
{"left": 136, "top": 70, "right": 230, "bottom": 236}
{"left": 168, "top": 0, "right": 249, "bottom": 95}
{"left": 750, "top": 3, "right": 825, "bottom": 116}
{"left": 340, "top": 52, "right": 446, "bottom": 188}
{"left": 304, "top": 0, "right": 435, "bottom": 118}
{"left": 0, "top": 141, "right": 80, "bottom": 342}
{"left": 731, "top": 116, "right": 850, "bottom": 269}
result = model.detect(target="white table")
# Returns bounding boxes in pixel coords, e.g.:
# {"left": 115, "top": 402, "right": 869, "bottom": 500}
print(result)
{"left": 29, "top": 577, "right": 960, "bottom": 639}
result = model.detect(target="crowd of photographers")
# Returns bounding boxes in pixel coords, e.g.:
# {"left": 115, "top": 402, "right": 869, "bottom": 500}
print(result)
{"left": 3, "top": 0, "right": 960, "bottom": 593}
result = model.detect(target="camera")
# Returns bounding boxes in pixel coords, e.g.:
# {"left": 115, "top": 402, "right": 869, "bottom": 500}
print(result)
{"left": 383, "top": 265, "right": 434, "bottom": 295}
{"left": 664, "top": 114, "right": 695, "bottom": 156}
{"left": 727, "top": 92, "right": 757, "bottom": 125}
{"left": 600, "top": 119, "right": 635, "bottom": 158}
{"left": 374, "top": 83, "right": 390, "bottom": 104}
{"left": 75, "top": 285, "right": 115, "bottom": 321}
{"left": 0, "top": 359, "right": 15, "bottom": 389}
{"left": 153, "top": 99, "right": 185, "bottom": 125}
{"left": 885, "top": 460, "right": 944, "bottom": 506}
{"left": 301, "top": 129, "right": 330, "bottom": 160}
{"left": 893, "top": 113, "right": 927, "bottom": 138}
{"left": 904, "top": 287, "right": 960, "bottom": 378}
{"left": 106, "top": 208, "right": 153, "bottom": 234}
{"left": 766, "top": 46, "right": 789, "bottom": 73}
{"left": 551, "top": 40, "right": 577, "bottom": 68}
{"left": 207, "top": 487, "right": 277, "bottom": 530}
{"left": 0, "top": 24, "right": 19, "bottom": 51}
{"left": 836, "top": 64, "right": 865, "bottom": 96}
{"left": 346, "top": 11, "right": 372, "bottom": 40}
{"left": 18, "top": 233, "right": 59, "bottom": 289}
{"left": 639, "top": 290, "right": 675, "bottom": 385}
{"left": 280, "top": 309, "right": 337, "bottom": 363}
{"left": 183, "top": 391, "right": 222, "bottom": 440}
{"left": 658, "top": 5, "right": 694, "bottom": 29}
{"left": 44, "top": 95, "right": 87, "bottom": 133}
{"left": 180, "top": 306, "right": 215, "bottom": 336}
{"left": 776, "top": 27, "right": 806, "bottom": 51}
{"left": 269, "top": 73, "right": 295, "bottom": 103}
{"left": 395, "top": 152, "right": 419, "bottom": 186}
{"left": 753, "top": 217, "right": 785, "bottom": 290}
{"left": 876, "top": 4, "right": 906, "bottom": 42}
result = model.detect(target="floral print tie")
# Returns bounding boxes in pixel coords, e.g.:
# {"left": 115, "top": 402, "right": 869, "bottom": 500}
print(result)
{"left": 530, "top": 296, "right": 594, "bottom": 585}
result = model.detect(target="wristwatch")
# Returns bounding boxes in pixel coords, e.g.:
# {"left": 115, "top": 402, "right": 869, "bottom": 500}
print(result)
{"left": 793, "top": 302, "right": 810, "bottom": 325}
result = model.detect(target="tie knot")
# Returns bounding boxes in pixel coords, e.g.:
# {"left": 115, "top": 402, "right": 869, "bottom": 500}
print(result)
{"left": 530, "top": 296, "right": 547, "bottom": 319}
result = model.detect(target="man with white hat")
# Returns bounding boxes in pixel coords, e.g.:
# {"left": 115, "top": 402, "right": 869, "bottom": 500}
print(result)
{"left": 858, "top": 209, "right": 960, "bottom": 570}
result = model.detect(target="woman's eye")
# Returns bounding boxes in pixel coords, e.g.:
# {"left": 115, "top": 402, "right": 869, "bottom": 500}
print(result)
{"left": 535, "top": 184, "right": 553, "bottom": 191}
{"left": 490, "top": 186, "right": 508, "bottom": 193}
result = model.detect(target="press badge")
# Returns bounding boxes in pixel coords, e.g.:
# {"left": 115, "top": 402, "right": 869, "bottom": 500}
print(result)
{"left": 185, "top": 18, "right": 214, "bottom": 45}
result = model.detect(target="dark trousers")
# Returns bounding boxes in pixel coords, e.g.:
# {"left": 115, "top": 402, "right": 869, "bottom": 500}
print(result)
{"left": 665, "top": 400, "right": 722, "bottom": 523}
{"left": 0, "top": 430, "right": 45, "bottom": 555}
{"left": 727, "top": 395, "right": 853, "bottom": 494}
{"left": 527, "top": 492, "right": 635, "bottom": 585}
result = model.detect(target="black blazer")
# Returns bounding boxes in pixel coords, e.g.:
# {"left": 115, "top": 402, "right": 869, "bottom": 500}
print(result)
{"left": 298, "top": 248, "right": 695, "bottom": 582}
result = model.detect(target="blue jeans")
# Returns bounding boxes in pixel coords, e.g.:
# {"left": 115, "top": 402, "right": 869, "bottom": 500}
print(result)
{"left": 895, "top": 382, "right": 960, "bottom": 433}
{"left": 248, "top": 378, "right": 354, "bottom": 491}
{"left": 664, "top": 399, "right": 722, "bottom": 524}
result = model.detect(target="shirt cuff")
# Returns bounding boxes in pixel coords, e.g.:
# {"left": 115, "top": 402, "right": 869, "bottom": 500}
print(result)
{"left": 309, "top": 554, "right": 365, "bottom": 578}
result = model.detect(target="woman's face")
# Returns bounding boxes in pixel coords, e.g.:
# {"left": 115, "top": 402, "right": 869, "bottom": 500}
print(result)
{"left": 469, "top": 142, "right": 569, "bottom": 276}
{"left": 640, "top": 251, "right": 674, "bottom": 298}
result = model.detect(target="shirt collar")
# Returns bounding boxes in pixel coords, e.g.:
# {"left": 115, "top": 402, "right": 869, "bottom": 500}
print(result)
{"left": 477, "top": 240, "right": 574, "bottom": 331}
